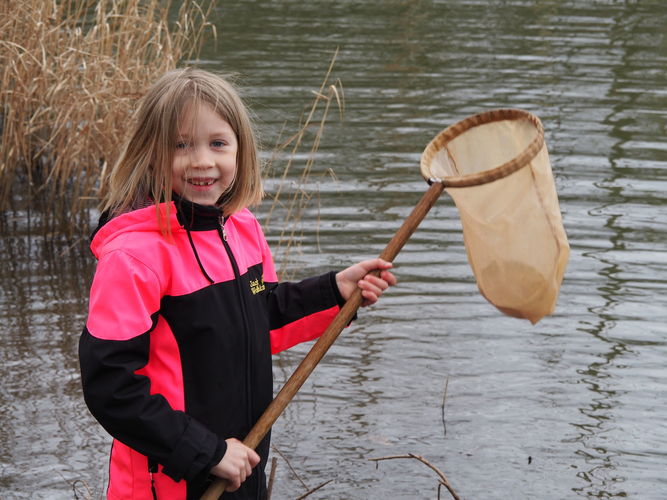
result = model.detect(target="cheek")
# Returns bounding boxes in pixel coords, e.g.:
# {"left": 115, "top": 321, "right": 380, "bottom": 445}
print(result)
{"left": 172, "top": 157, "right": 188, "bottom": 176}
{"left": 170, "top": 160, "right": 186, "bottom": 192}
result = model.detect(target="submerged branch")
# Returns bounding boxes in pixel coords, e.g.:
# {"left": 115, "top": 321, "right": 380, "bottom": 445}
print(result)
{"left": 266, "top": 457, "right": 278, "bottom": 500}
{"left": 295, "top": 479, "right": 333, "bottom": 500}
{"left": 442, "top": 375, "right": 449, "bottom": 437}
{"left": 368, "top": 453, "right": 461, "bottom": 500}
{"left": 271, "top": 445, "right": 310, "bottom": 491}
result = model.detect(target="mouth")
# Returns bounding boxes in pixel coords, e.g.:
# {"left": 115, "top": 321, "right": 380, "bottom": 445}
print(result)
{"left": 185, "top": 177, "right": 217, "bottom": 187}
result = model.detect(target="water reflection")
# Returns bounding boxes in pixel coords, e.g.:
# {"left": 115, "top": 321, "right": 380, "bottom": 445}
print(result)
{"left": 569, "top": 3, "right": 667, "bottom": 497}
{"left": 0, "top": 217, "right": 101, "bottom": 496}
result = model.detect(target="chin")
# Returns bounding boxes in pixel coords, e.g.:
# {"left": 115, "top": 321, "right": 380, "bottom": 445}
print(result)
{"left": 183, "top": 191, "right": 223, "bottom": 206}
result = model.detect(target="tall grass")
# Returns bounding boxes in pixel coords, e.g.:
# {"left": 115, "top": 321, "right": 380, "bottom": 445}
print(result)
{"left": 0, "top": 0, "right": 343, "bottom": 278}
{"left": 262, "top": 50, "right": 344, "bottom": 279}
{"left": 0, "top": 0, "right": 214, "bottom": 233}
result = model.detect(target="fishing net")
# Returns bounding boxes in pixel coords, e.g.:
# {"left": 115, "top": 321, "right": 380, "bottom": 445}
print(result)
{"left": 421, "top": 109, "right": 569, "bottom": 323}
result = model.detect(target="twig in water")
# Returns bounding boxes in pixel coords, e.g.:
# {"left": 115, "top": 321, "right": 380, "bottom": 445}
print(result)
{"left": 71, "top": 478, "right": 93, "bottom": 500}
{"left": 368, "top": 453, "right": 461, "bottom": 500}
{"left": 295, "top": 479, "right": 333, "bottom": 500}
{"left": 441, "top": 375, "right": 449, "bottom": 438}
{"left": 267, "top": 457, "right": 278, "bottom": 500}
{"left": 271, "top": 444, "right": 309, "bottom": 491}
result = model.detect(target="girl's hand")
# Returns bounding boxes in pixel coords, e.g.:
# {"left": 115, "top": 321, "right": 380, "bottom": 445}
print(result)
{"left": 335, "top": 258, "right": 397, "bottom": 307}
{"left": 210, "top": 438, "right": 260, "bottom": 491}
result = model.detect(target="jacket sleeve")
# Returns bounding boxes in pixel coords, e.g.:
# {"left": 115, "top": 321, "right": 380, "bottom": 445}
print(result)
{"left": 79, "top": 250, "right": 226, "bottom": 483}
{"left": 257, "top": 231, "right": 346, "bottom": 354}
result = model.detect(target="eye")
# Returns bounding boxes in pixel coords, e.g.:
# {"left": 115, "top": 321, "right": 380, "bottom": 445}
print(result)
{"left": 175, "top": 139, "right": 190, "bottom": 150}
{"left": 211, "top": 139, "right": 226, "bottom": 148}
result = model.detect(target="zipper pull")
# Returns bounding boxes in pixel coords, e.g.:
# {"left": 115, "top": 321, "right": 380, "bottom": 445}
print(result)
{"left": 148, "top": 460, "right": 158, "bottom": 500}
{"left": 219, "top": 214, "right": 227, "bottom": 241}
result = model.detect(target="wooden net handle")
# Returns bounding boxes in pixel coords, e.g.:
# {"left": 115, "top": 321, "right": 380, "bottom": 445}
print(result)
{"left": 200, "top": 181, "right": 445, "bottom": 499}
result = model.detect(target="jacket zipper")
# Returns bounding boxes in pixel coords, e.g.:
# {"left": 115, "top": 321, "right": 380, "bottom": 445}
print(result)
{"left": 218, "top": 214, "right": 228, "bottom": 241}
{"left": 217, "top": 215, "right": 254, "bottom": 428}
{"left": 148, "top": 459, "right": 158, "bottom": 499}
{"left": 218, "top": 215, "right": 262, "bottom": 498}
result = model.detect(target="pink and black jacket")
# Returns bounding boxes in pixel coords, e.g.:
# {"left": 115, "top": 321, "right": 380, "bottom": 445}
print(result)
{"left": 79, "top": 197, "right": 344, "bottom": 499}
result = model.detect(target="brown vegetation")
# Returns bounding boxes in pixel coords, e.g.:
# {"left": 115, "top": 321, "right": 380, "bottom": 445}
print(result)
{"left": 0, "top": 0, "right": 214, "bottom": 232}
{"left": 262, "top": 49, "right": 344, "bottom": 278}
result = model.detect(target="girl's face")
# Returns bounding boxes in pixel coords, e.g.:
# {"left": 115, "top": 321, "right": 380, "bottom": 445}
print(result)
{"left": 171, "top": 101, "right": 238, "bottom": 206}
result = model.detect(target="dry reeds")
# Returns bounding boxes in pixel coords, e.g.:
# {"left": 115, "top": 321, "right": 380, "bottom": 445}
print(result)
{"left": 262, "top": 49, "right": 344, "bottom": 279}
{"left": 0, "top": 0, "right": 214, "bottom": 233}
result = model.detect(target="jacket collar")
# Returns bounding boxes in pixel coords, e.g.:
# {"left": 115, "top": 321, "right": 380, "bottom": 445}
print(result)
{"left": 173, "top": 193, "right": 224, "bottom": 231}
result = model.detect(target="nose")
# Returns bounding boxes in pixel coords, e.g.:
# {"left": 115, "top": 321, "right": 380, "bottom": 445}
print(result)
{"left": 190, "top": 146, "right": 214, "bottom": 168}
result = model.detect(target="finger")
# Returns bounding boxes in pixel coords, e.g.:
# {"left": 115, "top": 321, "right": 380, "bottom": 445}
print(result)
{"left": 361, "top": 285, "right": 380, "bottom": 297}
{"left": 362, "top": 274, "right": 390, "bottom": 290}
{"left": 358, "top": 258, "right": 393, "bottom": 273}
{"left": 360, "top": 290, "right": 379, "bottom": 306}
{"left": 360, "top": 278, "right": 388, "bottom": 297}
{"left": 379, "top": 270, "right": 397, "bottom": 286}
{"left": 376, "top": 258, "right": 393, "bottom": 269}
{"left": 228, "top": 476, "right": 241, "bottom": 491}
{"left": 370, "top": 258, "right": 393, "bottom": 272}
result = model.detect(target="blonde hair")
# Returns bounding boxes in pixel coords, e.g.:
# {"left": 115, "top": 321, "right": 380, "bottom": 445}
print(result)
{"left": 102, "top": 68, "right": 263, "bottom": 229}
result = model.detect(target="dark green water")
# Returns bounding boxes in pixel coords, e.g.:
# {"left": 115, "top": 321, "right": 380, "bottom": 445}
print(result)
{"left": 2, "top": 1, "right": 666, "bottom": 498}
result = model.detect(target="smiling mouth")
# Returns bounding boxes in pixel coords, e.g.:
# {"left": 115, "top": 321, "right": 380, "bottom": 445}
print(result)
{"left": 186, "top": 178, "right": 217, "bottom": 186}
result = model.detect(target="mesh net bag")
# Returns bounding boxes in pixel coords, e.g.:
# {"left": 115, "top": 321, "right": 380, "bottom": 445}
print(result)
{"left": 421, "top": 109, "right": 569, "bottom": 324}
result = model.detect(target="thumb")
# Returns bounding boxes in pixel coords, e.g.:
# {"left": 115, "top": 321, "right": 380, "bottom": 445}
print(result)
{"left": 362, "top": 258, "right": 393, "bottom": 272}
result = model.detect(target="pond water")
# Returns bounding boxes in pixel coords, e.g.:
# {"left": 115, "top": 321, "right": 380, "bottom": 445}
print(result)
{"left": 2, "top": 1, "right": 666, "bottom": 498}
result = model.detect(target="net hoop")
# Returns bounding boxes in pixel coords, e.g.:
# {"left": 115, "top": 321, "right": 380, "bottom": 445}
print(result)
{"left": 420, "top": 108, "right": 545, "bottom": 188}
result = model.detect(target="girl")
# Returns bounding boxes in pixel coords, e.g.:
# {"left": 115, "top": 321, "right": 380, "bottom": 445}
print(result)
{"left": 79, "top": 68, "right": 395, "bottom": 500}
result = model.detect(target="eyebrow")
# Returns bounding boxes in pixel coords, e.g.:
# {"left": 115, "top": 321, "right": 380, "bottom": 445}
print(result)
{"left": 174, "top": 131, "right": 237, "bottom": 144}
{"left": 207, "top": 131, "right": 237, "bottom": 143}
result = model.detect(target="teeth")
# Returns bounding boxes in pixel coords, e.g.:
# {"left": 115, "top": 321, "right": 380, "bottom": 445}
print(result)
{"left": 187, "top": 179, "right": 215, "bottom": 186}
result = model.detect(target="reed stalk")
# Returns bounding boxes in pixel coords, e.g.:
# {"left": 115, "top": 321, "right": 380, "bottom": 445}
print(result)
{"left": 261, "top": 49, "right": 344, "bottom": 279}
{"left": 0, "top": 0, "right": 214, "bottom": 234}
